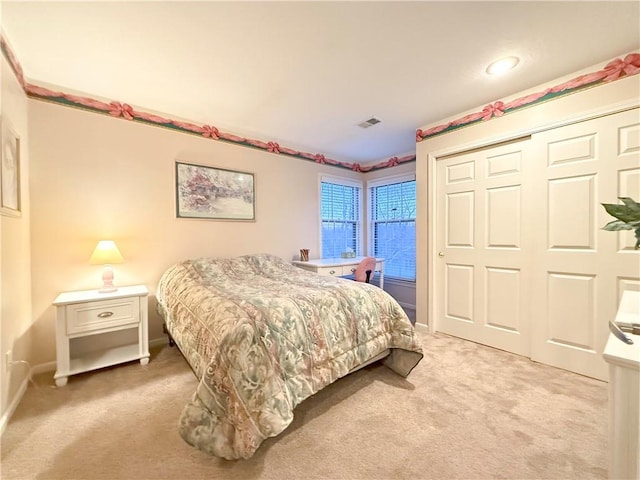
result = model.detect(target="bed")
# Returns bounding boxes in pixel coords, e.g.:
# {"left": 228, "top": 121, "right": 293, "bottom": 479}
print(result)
{"left": 156, "top": 253, "right": 423, "bottom": 460}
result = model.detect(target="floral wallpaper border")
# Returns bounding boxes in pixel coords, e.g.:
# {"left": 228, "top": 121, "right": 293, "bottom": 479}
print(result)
{"left": 0, "top": 33, "right": 414, "bottom": 173}
{"left": 1, "top": 32, "right": 637, "bottom": 171}
{"left": 416, "top": 53, "right": 640, "bottom": 142}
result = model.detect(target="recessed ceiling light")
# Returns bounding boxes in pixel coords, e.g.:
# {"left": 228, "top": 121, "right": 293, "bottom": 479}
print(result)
{"left": 486, "top": 56, "right": 520, "bottom": 76}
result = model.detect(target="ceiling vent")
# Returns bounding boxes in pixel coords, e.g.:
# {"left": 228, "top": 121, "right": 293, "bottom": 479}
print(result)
{"left": 358, "top": 116, "right": 382, "bottom": 128}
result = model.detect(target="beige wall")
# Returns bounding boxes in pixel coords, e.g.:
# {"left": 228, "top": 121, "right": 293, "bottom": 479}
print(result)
{"left": 32, "top": 98, "right": 421, "bottom": 368}
{"left": 0, "top": 76, "right": 416, "bottom": 422}
{"left": 28, "top": 99, "right": 371, "bottom": 366}
{"left": 1, "top": 54, "right": 31, "bottom": 418}
{"left": 415, "top": 73, "right": 640, "bottom": 327}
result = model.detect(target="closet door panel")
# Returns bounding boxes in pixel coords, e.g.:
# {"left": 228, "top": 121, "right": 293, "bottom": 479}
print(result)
{"left": 530, "top": 108, "right": 640, "bottom": 381}
{"left": 436, "top": 141, "right": 532, "bottom": 356}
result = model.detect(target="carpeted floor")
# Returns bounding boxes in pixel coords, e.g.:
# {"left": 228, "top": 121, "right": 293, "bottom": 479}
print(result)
{"left": 0, "top": 331, "right": 608, "bottom": 479}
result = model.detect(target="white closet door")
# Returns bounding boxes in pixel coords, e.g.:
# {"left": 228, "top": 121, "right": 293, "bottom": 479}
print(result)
{"left": 436, "top": 140, "right": 533, "bottom": 356}
{"left": 529, "top": 108, "right": 640, "bottom": 381}
{"left": 435, "top": 107, "right": 639, "bottom": 380}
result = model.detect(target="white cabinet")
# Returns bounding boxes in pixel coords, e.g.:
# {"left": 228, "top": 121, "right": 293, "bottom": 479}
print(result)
{"left": 603, "top": 290, "right": 640, "bottom": 480}
{"left": 53, "top": 285, "right": 149, "bottom": 386}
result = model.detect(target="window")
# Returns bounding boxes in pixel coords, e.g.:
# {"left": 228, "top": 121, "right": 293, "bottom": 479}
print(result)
{"left": 320, "top": 176, "right": 362, "bottom": 258}
{"left": 369, "top": 175, "right": 416, "bottom": 280}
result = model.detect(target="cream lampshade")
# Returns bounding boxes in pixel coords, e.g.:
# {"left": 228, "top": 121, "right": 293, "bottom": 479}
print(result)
{"left": 89, "top": 240, "right": 124, "bottom": 293}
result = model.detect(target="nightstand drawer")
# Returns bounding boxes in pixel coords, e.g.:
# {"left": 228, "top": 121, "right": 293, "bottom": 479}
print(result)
{"left": 66, "top": 297, "right": 140, "bottom": 335}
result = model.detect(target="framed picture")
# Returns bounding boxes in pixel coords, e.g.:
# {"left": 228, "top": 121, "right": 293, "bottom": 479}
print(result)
{"left": 175, "top": 161, "right": 255, "bottom": 220}
{"left": 1, "top": 119, "right": 21, "bottom": 217}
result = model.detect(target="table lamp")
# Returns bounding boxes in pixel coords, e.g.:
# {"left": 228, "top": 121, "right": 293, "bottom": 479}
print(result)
{"left": 89, "top": 240, "right": 124, "bottom": 293}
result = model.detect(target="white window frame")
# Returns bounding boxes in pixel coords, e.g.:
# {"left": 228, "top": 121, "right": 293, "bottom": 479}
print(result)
{"left": 367, "top": 172, "right": 416, "bottom": 282}
{"left": 319, "top": 174, "right": 364, "bottom": 258}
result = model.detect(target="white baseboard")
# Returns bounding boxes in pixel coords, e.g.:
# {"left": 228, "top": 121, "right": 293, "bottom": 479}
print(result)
{"left": 1, "top": 337, "right": 168, "bottom": 437}
{"left": 0, "top": 373, "right": 28, "bottom": 437}
{"left": 32, "top": 361, "right": 56, "bottom": 375}
{"left": 150, "top": 336, "right": 169, "bottom": 348}
{"left": 0, "top": 359, "right": 55, "bottom": 436}
{"left": 414, "top": 322, "right": 429, "bottom": 333}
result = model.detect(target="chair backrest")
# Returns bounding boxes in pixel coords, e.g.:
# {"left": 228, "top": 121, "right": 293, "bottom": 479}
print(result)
{"left": 354, "top": 257, "right": 376, "bottom": 283}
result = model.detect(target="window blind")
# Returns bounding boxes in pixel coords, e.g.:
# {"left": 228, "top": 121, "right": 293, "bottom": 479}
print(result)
{"left": 320, "top": 180, "right": 361, "bottom": 258}
{"left": 369, "top": 179, "right": 416, "bottom": 280}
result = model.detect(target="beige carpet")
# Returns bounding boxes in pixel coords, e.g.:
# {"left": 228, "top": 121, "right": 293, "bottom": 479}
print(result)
{"left": 1, "top": 332, "right": 608, "bottom": 480}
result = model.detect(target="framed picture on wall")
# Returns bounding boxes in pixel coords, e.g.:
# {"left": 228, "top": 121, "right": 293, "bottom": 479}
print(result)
{"left": 175, "top": 161, "right": 255, "bottom": 220}
{"left": 1, "top": 118, "right": 21, "bottom": 217}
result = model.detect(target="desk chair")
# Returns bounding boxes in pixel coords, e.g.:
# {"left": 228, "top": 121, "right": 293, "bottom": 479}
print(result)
{"left": 354, "top": 257, "right": 376, "bottom": 283}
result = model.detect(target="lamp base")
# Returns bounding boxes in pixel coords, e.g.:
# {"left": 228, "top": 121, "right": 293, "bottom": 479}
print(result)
{"left": 99, "top": 265, "right": 118, "bottom": 293}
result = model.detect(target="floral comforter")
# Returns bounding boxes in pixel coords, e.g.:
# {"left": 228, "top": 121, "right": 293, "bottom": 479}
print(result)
{"left": 156, "top": 253, "right": 423, "bottom": 460}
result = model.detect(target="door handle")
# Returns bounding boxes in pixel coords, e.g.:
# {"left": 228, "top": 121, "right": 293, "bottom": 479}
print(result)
{"left": 438, "top": 252, "right": 445, "bottom": 257}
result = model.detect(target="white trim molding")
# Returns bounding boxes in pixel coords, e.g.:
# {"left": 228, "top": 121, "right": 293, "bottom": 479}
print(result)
{"left": 0, "top": 336, "right": 169, "bottom": 436}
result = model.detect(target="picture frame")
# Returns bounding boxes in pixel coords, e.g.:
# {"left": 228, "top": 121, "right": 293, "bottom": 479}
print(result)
{"left": 175, "top": 161, "right": 255, "bottom": 220}
{"left": 1, "top": 118, "right": 21, "bottom": 217}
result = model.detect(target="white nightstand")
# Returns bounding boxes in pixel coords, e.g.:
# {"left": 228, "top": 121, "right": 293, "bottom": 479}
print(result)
{"left": 53, "top": 285, "right": 150, "bottom": 386}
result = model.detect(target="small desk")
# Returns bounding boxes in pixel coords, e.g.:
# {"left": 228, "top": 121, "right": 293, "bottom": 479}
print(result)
{"left": 292, "top": 257, "right": 385, "bottom": 289}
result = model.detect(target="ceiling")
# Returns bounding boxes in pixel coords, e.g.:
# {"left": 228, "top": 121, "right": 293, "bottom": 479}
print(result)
{"left": 2, "top": 1, "right": 639, "bottom": 164}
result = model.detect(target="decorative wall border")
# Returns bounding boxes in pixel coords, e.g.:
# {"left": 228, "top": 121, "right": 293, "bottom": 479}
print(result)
{"left": 416, "top": 52, "right": 640, "bottom": 142}
{"left": 2, "top": 32, "right": 637, "bottom": 169}
{"left": 0, "top": 33, "right": 415, "bottom": 173}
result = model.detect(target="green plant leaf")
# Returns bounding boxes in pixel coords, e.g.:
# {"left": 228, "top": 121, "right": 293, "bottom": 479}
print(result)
{"left": 602, "top": 219, "right": 634, "bottom": 231}
{"left": 602, "top": 198, "right": 640, "bottom": 248}
{"left": 602, "top": 203, "right": 640, "bottom": 223}
{"left": 619, "top": 197, "right": 640, "bottom": 213}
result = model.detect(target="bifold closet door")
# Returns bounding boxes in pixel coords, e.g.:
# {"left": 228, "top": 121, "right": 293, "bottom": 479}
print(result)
{"left": 435, "top": 107, "right": 639, "bottom": 380}
{"left": 435, "top": 140, "right": 533, "bottom": 357}
{"left": 529, "top": 108, "right": 640, "bottom": 381}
